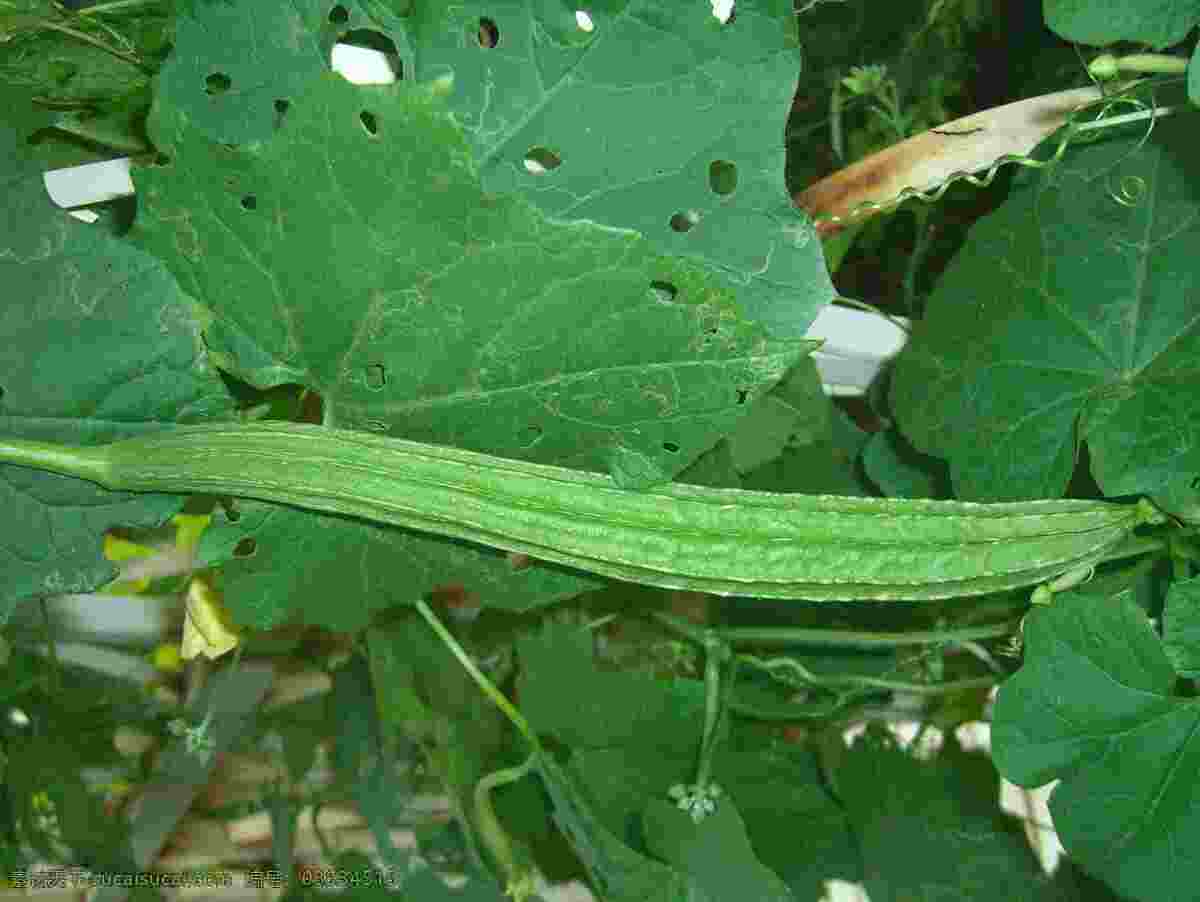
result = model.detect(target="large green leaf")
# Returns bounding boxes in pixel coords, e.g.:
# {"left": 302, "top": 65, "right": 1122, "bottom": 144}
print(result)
{"left": 0, "top": 88, "right": 235, "bottom": 619}
{"left": 137, "top": 30, "right": 810, "bottom": 619}
{"left": 154, "top": 1, "right": 831, "bottom": 341}
{"left": 724, "top": 358, "right": 830, "bottom": 475}
{"left": 195, "top": 495, "right": 599, "bottom": 629}
{"left": 641, "top": 795, "right": 793, "bottom": 902}
{"left": 891, "top": 116, "right": 1200, "bottom": 501}
{"left": 517, "top": 619, "right": 705, "bottom": 753}
{"left": 992, "top": 588, "right": 1200, "bottom": 902}
{"left": 150, "top": 14, "right": 809, "bottom": 447}
{"left": 1043, "top": 0, "right": 1200, "bottom": 48}
{"left": 837, "top": 726, "right": 1063, "bottom": 901}
{"left": 739, "top": 380, "right": 872, "bottom": 496}
{"left": 517, "top": 620, "right": 858, "bottom": 900}
{"left": 151, "top": 0, "right": 377, "bottom": 146}
{"left": 406, "top": 1, "right": 830, "bottom": 339}
{"left": 861, "top": 427, "right": 952, "bottom": 499}
{"left": 535, "top": 752, "right": 700, "bottom": 902}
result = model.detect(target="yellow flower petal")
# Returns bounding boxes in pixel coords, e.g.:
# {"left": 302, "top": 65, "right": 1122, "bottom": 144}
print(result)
{"left": 172, "top": 513, "right": 211, "bottom": 552}
{"left": 150, "top": 642, "right": 183, "bottom": 673}
{"left": 102, "top": 533, "right": 157, "bottom": 563}
{"left": 181, "top": 577, "right": 240, "bottom": 660}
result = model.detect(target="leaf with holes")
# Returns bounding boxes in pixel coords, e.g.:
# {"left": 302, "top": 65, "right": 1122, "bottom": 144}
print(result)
{"left": 890, "top": 115, "right": 1200, "bottom": 502}
{"left": 149, "top": 1, "right": 832, "bottom": 340}
{"left": 130, "top": 26, "right": 809, "bottom": 620}
{"left": 151, "top": 0, "right": 412, "bottom": 146}
{"left": 404, "top": 0, "right": 833, "bottom": 339}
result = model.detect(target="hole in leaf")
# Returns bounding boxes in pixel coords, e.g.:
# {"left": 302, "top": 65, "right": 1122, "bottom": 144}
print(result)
{"left": 328, "top": 4, "right": 349, "bottom": 24}
{"left": 650, "top": 281, "right": 677, "bottom": 303}
{"left": 735, "top": 388, "right": 749, "bottom": 405}
{"left": 365, "top": 363, "right": 386, "bottom": 390}
{"left": 523, "top": 146, "right": 562, "bottom": 175}
{"left": 338, "top": 29, "right": 402, "bottom": 80}
{"left": 708, "top": 159, "right": 737, "bottom": 195}
{"left": 240, "top": 194, "right": 257, "bottom": 211}
{"left": 359, "top": 110, "right": 378, "bottom": 136}
{"left": 273, "top": 98, "right": 290, "bottom": 128}
{"left": 205, "top": 72, "right": 232, "bottom": 95}
{"left": 575, "top": 10, "right": 595, "bottom": 31}
{"left": 663, "top": 441, "right": 680, "bottom": 453}
{"left": 233, "top": 537, "right": 257, "bottom": 558}
{"left": 670, "top": 210, "right": 700, "bottom": 232}
{"left": 223, "top": 503, "right": 241, "bottom": 523}
{"left": 508, "top": 551, "right": 532, "bottom": 571}
{"left": 713, "top": 0, "right": 735, "bottom": 24}
{"left": 0, "top": 386, "right": 5, "bottom": 403}
{"left": 518, "top": 424, "right": 543, "bottom": 447}
{"left": 1192, "top": 476, "right": 1200, "bottom": 490}
{"left": 154, "top": 152, "right": 171, "bottom": 166}
{"left": 478, "top": 17, "right": 499, "bottom": 47}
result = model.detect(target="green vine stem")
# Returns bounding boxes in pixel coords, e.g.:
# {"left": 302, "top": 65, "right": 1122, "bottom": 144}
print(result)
{"left": 729, "top": 695, "right": 855, "bottom": 722}
{"left": 38, "top": 598, "right": 60, "bottom": 698}
{"left": 664, "top": 615, "right": 1023, "bottom": 649}
{"left": 47, "top": 114, "right": 151, "bottom": 155}
{"left": 413, "top": 600, "right": 539, "bottom": 753}
{"left": 738, "top": 654, "right": 996, "bottom": 697}
{"left": 16, "top": 16, "right": 147, "bottom": 69}
{"left": 832, "top": 295, "right": 912, "bottom": 335}
{"left": 75, "top": 0, "right": 162, "bottom": 15}
{"left": 413, "top": 600, "right": 542, "bottom": 899}
{"left": 668, "top": 628, "right": 733, "bottom": 823}
{"left": 473, "top": 753, "right": 539, "bottom": 901}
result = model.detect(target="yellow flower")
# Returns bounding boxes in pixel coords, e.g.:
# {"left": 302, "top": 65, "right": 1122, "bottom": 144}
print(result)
{"left": 100, "top": 533, "right": 157, "bottom": 593}
{"left": 150, "top": 643, "right": 183, "bottom": 673}
{"left": 181, "top": 578, "right": 240, "bottom": 660}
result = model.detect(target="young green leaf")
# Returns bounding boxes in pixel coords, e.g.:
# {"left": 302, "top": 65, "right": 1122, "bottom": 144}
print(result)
{"left": 891, "top": 114, "right": 1200, "bottom": 502}
{"left": 0, "top": 91, "right": 235, "bottom": 618}
{"left": 993, "top": 587, "right": 1200, "bottom": 900}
